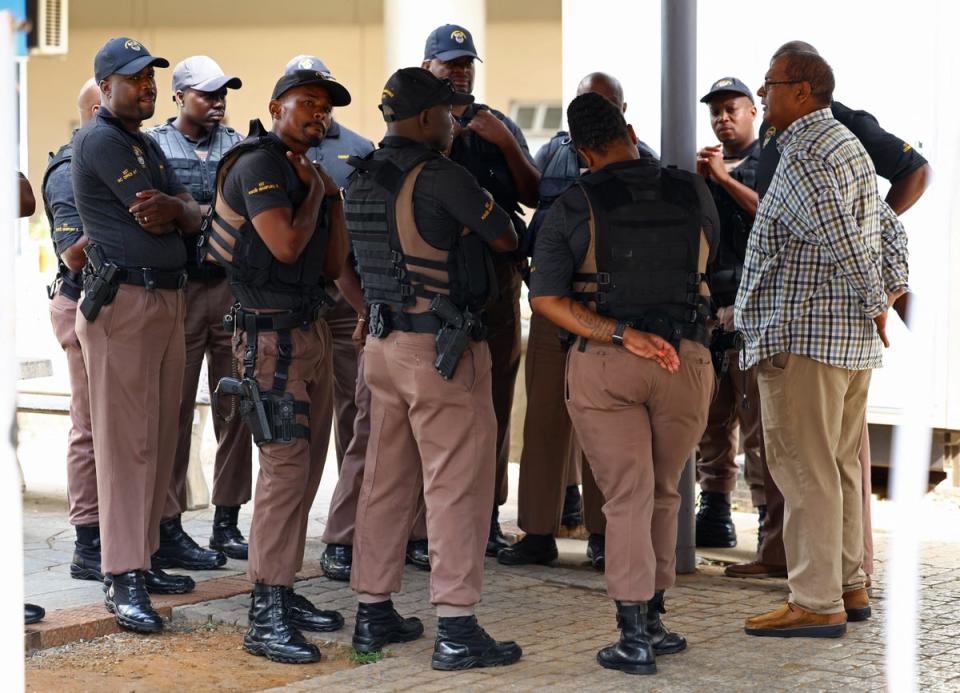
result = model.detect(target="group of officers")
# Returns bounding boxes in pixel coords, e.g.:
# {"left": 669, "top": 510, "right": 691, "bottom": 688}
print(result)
{"left": 20, "top": 22, "right": 928, "bottom": 676}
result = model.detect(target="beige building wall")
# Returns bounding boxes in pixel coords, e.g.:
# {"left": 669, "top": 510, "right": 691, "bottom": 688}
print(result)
{"left": 23, "top": 0, "right": 560, "bottom": 216}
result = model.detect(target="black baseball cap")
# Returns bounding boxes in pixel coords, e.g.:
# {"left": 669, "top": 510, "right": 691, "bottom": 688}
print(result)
{"left": 271, "top": 69, "right": 351, "bottom": 106}
{"left": 423, "top": 24, "right": 482, "bottom": 62}
{"left": 94, "top": 37, "right": 169, "bottom": 82}
{"left": 284, "top": 55, "right": 331, "bottom": 77}
{"left": 700, "top": 76, "right": 754, "bottom": 104}
{"left": 379, "top": 67, "right": 473, "bottom": 122}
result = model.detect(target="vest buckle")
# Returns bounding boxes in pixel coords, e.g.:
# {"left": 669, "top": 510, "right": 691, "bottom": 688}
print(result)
{"left": 596, "top": 272, "right": 611, "bottom": 286}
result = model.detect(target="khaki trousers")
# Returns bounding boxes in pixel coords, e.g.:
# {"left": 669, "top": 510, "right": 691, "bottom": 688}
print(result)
{"left": 697, "top": 350, "right": 767, "bottom": 506}
{"left": 165, "top": 277, "right": 251, "bottom": 518}
{"left": 567, "top": 339, "right": 714, "bottom": 601}
{"left": 238, "top": 320, "right": 333, "bottom": 586}
{"left": 487, "top": 258, "right": 522, "bottom": 506}
{"left": 322, "top": 347, "right": 427, "bottom": 546}
{"left": 323, "top": 291, "right": 361, "bottom": 465}
{"left": 352, "top": 332, "right": 496, "bottom": 608}
{"left": 49, "top": 291, "right": 99, "bottom": 527}
{"left": 757, "top": 353, "right": 870, "bottom": 614}
{"left": 517, "top": 312, "right": 604, "bottom": 535}
{"left": 75, "top": 284, "right": 185, "bottom": 574}
{"left": 758, "top": 414, "right": 874, "bottom": 574}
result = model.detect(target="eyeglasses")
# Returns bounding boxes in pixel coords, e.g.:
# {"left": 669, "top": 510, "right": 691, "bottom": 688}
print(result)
{"left": 760, "top": 79, "right": 803, "bottom": 91}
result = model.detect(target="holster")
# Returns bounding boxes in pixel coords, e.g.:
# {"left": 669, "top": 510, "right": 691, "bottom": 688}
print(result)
{"left": 79, "top": 245, "right": 119, "bottom": 322}
{"left": 429, "top": 295, "right": 483, "bottom": 380}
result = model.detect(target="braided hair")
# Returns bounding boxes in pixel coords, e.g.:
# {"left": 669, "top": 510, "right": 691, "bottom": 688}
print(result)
{"left": 567, "top": 91, "right": 630, "bottom": 155}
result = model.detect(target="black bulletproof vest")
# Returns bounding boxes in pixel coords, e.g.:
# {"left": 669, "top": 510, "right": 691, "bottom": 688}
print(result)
{"left": 572, "top": 167, "right": 709, "bottom": 328}
{"left": 41, "top": 143, "right": 82, "bottom": 287}
{"left": 344, "top": 143, "right": 496, "bottom": 314}
{"left": 201, "top": 120, "right": 328, "bottom": 310}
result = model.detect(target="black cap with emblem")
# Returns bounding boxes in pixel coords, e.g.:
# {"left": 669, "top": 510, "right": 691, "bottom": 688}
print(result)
{"left": 94, "top": 37, "right": 170, "bottom": 82}
{"left": 700, "top": 76, "right": 754, "bottom": 104}
{"left": 271, "top": 69, "right": 351, "bottom": 107}
{"left": 379, "top": 67, "right": 473, "bottom": 122}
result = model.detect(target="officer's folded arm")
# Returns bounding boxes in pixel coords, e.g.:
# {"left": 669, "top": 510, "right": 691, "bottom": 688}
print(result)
{"left": 322, "top": 197, "right": 349, "bottom": 280}
{"left": 530, "top": 294, "right": 680, "bottom": 373}
{"left": 486, "top": 220, "right": 518, "bottom": 253}
{"left": 129, "top": 191, "right": 201, "bottom": 235}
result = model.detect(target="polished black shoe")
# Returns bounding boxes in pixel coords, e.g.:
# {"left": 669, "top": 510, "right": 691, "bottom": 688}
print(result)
{"left": 352, "top": 599, "right": 424, "bottom": 653}
{"left": 597, "top": 602, "right": 656, "bottom": 675}
{"left": 405, "top": 539, "right": 431, "bottom": 571}
{"left": 647, "top": 591, "right": 686, "bottom": 655}
{"left": 497, "top": 533, "right": 558, "bottom": 566}
{"left": 756, "top": 504, "right": 768, "bottom": 548}
{"left": 24, "top": 603, "right": 45, "bottom": 625}
{"left": 587, "top": 533, "right": 606, "bottom": 571}
{"left": 153, "top": 515, "right": 227, "bottom": 570}
{"left": 70, "top": 524, "right": 103, "bottom": 581}
{"left": 432, "top": 615, "right": 523, "bottom": 671}
{"left": 695, "top": 492, "right": 737, "bottom": 548}
{"left": 144, "top": 568, "right": 195, "bottom": 594}
{"left": 209, "top": 505, "right": 248, "bottom": 560}
{"left": 485, "top": 508, "right": 511, "bottom": 557}
{"left": 321, "top": 544, "right": 352, "bottom": 581}
{"left": 286, "top": 588, "right": 344, "bottom": 632}
{"left": 561, "top": 484, "right": 584, "bottom": 528}
{"left": 244, "top": 583, "right": 320, "bottom": 664}
{"left": 104, "top": 571, "right": 164, "bottom": 633}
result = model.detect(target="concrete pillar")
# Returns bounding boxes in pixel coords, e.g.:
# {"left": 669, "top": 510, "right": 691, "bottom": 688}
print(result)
{"left": 383, "top": 0, "right": 486, "bottom": 103}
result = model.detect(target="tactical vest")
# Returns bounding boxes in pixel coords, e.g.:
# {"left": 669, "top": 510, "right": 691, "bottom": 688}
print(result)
{"left": 200, "top": 120, "right": 329, "bottom": 310}
{"left": 572, "top": 167, "right": 712, "bottom": 346}
{"left": 41, "top": 143, "right": 82, "bottom": 290}
{"left": 344, "top": 144, "right": 496, "bottom": 315}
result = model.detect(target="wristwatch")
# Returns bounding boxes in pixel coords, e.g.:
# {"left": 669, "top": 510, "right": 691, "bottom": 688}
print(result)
{"left": 611, "top": 321, "right": 627, "bottom": 346}
{"left": 325, "top": 186, "right": 345, "bottom": 203}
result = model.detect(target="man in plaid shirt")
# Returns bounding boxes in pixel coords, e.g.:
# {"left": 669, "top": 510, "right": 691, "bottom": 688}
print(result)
{"left": 735, "top": 50, "right": 906, "bottom": 638}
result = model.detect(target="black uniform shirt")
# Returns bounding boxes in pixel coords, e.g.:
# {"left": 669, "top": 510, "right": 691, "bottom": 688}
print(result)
{"left": 42, "top": 142, "right": 84, "bottom": 294}
{"left": 756, "top": 101, "right": 928, "bottom": 198}
{"left": 530, "top": 158, "right": 719, "bottom": 299}
{"left": 306, "top": 120, "right": 375, "bottom": 189}
{"left": 380, "top": 136, "right": 511, "bottom": 250}
{"left": 220, "top": 133, "right": 330, "bottom": 248}
{"left": 71, "top": 107, "right": 188, "bottom": 270}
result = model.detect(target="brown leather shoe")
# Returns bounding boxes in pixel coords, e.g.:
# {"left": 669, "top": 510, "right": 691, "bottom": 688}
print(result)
{"left": 745, "top": 603, "right": 846, "bottom": 638}
{"left": 842, "top": 588, "right": 871, "bottom": 622}
{"left": 724, "top": 561, "right": 788, "bottom": 579}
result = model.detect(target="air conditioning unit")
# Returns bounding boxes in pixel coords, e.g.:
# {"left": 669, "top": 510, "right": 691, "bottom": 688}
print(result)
{"left": 27, "top": 0, "right": 68, "bottom": 56}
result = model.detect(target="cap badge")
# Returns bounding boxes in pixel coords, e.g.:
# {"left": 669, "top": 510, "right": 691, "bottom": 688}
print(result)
{"left": 124, "top": 39, "right": 142, "bottom": 52}
{"left": 382, "top": 87, "right": 395, "bottom": 98}
{"left": 451, "top": 30, "right": 466, "bottom": 43}
{"left": 714, "top": 79, "right": 732, "bottom": 88}
{"left": 132, "top": 145, "right": 146, "bottom": 168}
{"left": 298, "top": 59, "right": 313, "bottom": 70}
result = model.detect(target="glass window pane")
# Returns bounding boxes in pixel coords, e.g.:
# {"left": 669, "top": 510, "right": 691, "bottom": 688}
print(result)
{"left": 514, "top": 105, "right": 536, "bottom": 130}
{"left": 542, "top": 105, "right": 562, "bottom": 131}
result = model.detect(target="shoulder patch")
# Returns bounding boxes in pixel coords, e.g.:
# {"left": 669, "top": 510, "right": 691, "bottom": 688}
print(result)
{"left": 247, "top": 181, "right": 281, "bottom": 195}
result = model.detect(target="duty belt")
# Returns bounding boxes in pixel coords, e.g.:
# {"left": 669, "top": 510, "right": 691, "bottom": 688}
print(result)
{"left": 227, "top": 304, "right": 323, "bottom": 335}
{"left": 624, "top": 316, "right": 711, "bottom": 349}
{"left": 383, "top": 307, "right": 486, "bottom": 341}
{"left": 59, "top": 282, "right": 81, "bottom": 301}
{"left": 115, "top": 267, "right": 188, "bottom": 290}
{"left": 186, "top": 262, "right": 227, "bottom": 282}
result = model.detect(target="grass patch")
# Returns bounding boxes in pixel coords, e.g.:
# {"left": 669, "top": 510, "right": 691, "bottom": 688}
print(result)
{"left": 350, "top": 648, "right": 386, "bottom": 665}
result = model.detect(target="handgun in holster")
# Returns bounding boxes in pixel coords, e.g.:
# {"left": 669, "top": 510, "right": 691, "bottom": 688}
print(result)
{"left": 215, "top": 376, "right": 273, "bottom": 445}
{"left": 429, "top": 295, "right": 481, "bottom": 380}
{"left": 709, "top": 326, "right": 745, "bottom": 379}
{"left": 79, "top": 244, "right": 119, "bottom": 322}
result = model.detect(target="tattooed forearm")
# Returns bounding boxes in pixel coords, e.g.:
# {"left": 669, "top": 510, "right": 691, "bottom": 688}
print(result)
{"left": 570, "top": 301, "right": 616, "bottom": 341}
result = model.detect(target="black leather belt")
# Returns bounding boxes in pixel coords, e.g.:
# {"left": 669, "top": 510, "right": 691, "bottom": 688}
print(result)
{"left": 186, "top": 262, "right": 227, "bottom": 282}
{"left": 116, "top": 267, "right": 188, "bottom": 290}
{"left": 233, "top": 305, "right": 323, "bottom": 333}
{"left": 58, "top": 282, "right": 81, "bottom": 301}
{"left": 390, "top": 311, "right": 444, "bottom": 334}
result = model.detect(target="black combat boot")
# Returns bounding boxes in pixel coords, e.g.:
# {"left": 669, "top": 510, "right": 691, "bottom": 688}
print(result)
{"left": 695, "top": 492, "right": 737, "bottom": 548}
{"left": 103, "top": 567, "right": 195, "bottom": 594}
{"left": 352, "top": 599, "right": 424, "bottom": 653}
{"left": 432, "top": 615, "right": 523, "bottom": 671}
{"left": 70, "top": 524, "right": 103, "bottom": 581}
{"left": 587, "top": 533, "right": 606, "bottom": 571}
{"left": 596, "top": 602, "right": 656, "bottom": 675}
{"left": 561, "top": 485, "right": 583, "bottom": 529}
{"left": 243, "top": 583, "right": 320, "bottom": 664}
{"left": 153, "top": 515, "right": 227, "bottom": 570}
{"left": 209, "top": 505, "right": 248, "bottom": 560}
{"left": 497, "top": 533, "right": 558, "bottom": 566}
{"left": 756, "top": 504, "right": 768, "bottom": 548}
{"left": 104, "top": 570, "right": 164, "bottom": 633}
{"left": 285, "top": 587, "right": 344, "bottom": 632}
{"left": 405, "top": 539, "right": 430, "bottom": 571}
{"left": 647, "top": 591, "right": 687, "bottom": 654}
{"left": 485, "top": 506, "right": 510, "bottom": 557}
{"left": 24, "top": 603, "right": 45, "bottom": 625}
{"left": 320, "top": 544, "right": 352, "bottom": 581}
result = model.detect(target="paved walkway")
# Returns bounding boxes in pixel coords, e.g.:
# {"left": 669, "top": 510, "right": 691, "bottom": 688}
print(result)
{"left": 24, "top": 485, "right": 960, "bottom": 692}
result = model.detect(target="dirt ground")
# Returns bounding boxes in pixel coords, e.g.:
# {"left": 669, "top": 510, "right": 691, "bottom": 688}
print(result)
{"left": 25, "top": 622, "right": 356, "bottom": 692}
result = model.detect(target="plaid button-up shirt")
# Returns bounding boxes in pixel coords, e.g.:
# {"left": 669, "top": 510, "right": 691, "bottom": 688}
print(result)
{"left": 735, "top": 107, "right": 906, "bottom": 371}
